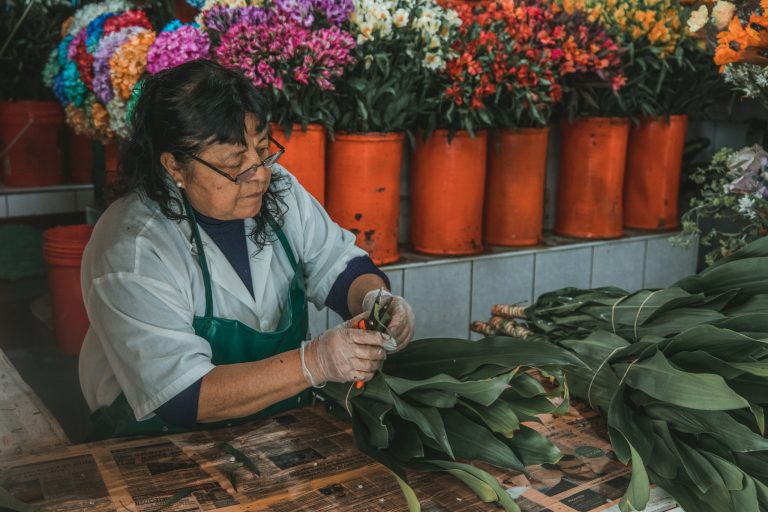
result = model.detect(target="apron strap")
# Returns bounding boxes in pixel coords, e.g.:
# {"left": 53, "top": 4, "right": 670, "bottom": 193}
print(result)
{"left": 182, "top": 193, "right": 300, "bottom": 316}
{"left": 181, "top": 193, "right": 214, "bottom": 318}
{"left": 268, "top": 218, "right": 300, "bottom": 273}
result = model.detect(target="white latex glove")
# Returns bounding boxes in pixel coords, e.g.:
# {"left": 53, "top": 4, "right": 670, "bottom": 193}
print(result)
{"left": 300, "top": 312, "right": 388, "bottom": 387}
{"left": 362, "top": 289, "right": 415, "bottom": 352}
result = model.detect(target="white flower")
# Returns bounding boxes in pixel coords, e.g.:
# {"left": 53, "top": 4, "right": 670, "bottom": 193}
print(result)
{"left": 737, "top": 195, "right": 758, "bottom": 218}
{"left": 712, "top": 1, "right": 736, "bottom": 31}
{"left": 686, "top": 5, "right": 709, "bottom": 33}
{"left": 357, "top": 22, "right": 375, "bottom": 43}
{"left": 393, "top": 8, "right": 409, "bottom": 28}
{"left": 423, "top": 53, "right": 444, "bottom": 70}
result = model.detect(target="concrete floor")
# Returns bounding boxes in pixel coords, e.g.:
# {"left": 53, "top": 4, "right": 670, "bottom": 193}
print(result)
{"left": 0, "top": 275, "right": 91, "bottom": 444}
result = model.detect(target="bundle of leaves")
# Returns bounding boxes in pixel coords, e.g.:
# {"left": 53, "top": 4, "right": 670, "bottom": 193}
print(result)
{"left": 473, "top": 236, "right": 768, "bottom": 512}
{"left": 320, "top": 336, "right": 582, "bottom": 511}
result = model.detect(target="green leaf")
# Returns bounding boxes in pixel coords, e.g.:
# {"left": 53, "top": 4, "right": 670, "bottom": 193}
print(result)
{"left": 417, "top": 460, "right": 520, "bottom": 512}
{"left": 148, "top": 488, "right": 195, "bottom": 512}
{"left": 618, "top": 443, "right": 650, "bottom": 512}
{"left": 222, "top": 443, "right": 260, "bottom": 476}
{"left": 384, "top": 371, "right": 514, "bottom": 406}
{"left": 390, "top": 394, "right": 453, "bottom": 459}
{"left": 352, "top": 397, "right": 392, "bottom": 449}
{"left": 440, "top": 409, "right": 527, "bottom": 473}
{"left": 617, "top": 350, "right": 751, "bottom": 411}
{"left": 502, "top": 425, "right": 562, "bottom": 466}
{"left": 385, "top": 338, "right": 582, "bottom": 380}
{"left": 458, "top": 398, "right": 520, "bottom": 436}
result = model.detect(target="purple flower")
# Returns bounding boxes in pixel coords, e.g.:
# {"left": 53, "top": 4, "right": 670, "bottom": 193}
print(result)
{"left": 68, "top": 28, "right": 87, "bottom": 60}
{"left": 203, "top": 6, "right": 269, "bottom": 34}
{"left": 147, "top": 25, "right": 211, "bottom": 74}
{"left": 92, "top": 26, "right": 145, "bottom": 103}
{"left": 215, "top": 17, "right": 355, "bottom": 92}
{"left": 273, "top": 0, "right": 353, "bottom": 27}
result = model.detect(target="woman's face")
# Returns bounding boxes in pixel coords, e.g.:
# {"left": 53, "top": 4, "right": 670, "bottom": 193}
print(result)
{"left": 164, "top": 113, "right": 272, "bottom": 221}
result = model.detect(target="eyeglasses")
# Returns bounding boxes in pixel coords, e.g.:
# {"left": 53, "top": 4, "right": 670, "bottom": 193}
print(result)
{"left": 184, "top": 137, "right": 285, "bottom": 185}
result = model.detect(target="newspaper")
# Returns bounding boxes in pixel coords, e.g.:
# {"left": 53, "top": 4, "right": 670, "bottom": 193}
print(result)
{"left": 0, "top": 405, "right": 682, "bottom": 512}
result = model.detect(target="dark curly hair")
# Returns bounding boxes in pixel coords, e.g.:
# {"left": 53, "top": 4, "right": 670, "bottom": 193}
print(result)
{"left": 112, "top": 60, "right": 291, "bottom": 252}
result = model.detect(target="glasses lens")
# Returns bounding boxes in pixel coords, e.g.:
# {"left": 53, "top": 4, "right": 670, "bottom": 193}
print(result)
{"left": 235, "top": 166, "right": 258, "bottom": 184}
{"left": 263, "top": 152, "right": 282, "bottom": 168}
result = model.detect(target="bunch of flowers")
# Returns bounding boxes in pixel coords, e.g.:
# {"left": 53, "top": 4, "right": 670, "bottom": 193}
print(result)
{"left": 536, "top": 0, "right": 625, "bottom": 119}
{"left": 679, "top": 145, "right": 768, "bottom": 264}
{"left": 692, "top": 0, "right": 768, "bottom": 110}
{"left": 44, "top": 1, "right": 210, "bottom": 141}
{"left": 203, "top": 0, "right": 356, "bottom": 130}
{"left": 557, "top": 0, "right": 721, "bottom": 118}
{"left": 146, "top": 21, "right": 211, "bottom": 74}
{"left": 329, "top": 0, "right": 461, "bottom": 133}
{"left": 437, "top": 0, "right": 569, "bottom": 130}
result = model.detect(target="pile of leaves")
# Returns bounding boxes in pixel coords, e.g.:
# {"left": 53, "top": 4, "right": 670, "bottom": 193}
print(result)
{"left": 321, "top": 337, "right": 582, "bottom": 511}
{"left": 473, "top": 236, "right": 768, "bottom": 512}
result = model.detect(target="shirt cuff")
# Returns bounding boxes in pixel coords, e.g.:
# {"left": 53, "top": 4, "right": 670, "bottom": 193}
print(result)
{"left": 325, "top": 256, "right": 391, "bottom": 320}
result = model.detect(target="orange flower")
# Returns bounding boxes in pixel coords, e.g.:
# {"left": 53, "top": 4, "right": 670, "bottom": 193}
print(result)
{"left": 746, "top": 13, "right": 768, "bottom": 48}
{"left": 715, "top": 16, "right": 749, "bottom": 67}
{"left": 110, "top": 31, "right": 156, "bottom": 101}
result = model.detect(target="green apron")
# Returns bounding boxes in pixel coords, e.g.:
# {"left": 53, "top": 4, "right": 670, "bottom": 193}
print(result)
{"left": 89, "top": 197, "right": 311, "bottom": 439}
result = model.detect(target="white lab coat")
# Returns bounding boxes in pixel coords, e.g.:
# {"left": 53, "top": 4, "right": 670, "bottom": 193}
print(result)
{"left": 78, "top": 166, "right": 367, "bottom": 421}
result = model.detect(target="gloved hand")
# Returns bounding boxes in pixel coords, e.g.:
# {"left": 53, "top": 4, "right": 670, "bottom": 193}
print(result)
{"left": 300, "top": 313, "right": 388, "bottom": 387}
{"left": 362, "top": 289, "right": 415, "bottom": 353}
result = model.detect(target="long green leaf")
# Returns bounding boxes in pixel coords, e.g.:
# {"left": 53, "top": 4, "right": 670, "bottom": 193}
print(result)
{"left": 390, "top": 394, "right": 453, "bottom": 459}
{"left": 440, "top": 409, "right": 527, "bottom": 474}
{"left": 617, "top": 350, "right": 751, "bottom": 411}
{"left": 384, "top": 371, "right": 514, "bottom": 407}
{"left": 417, "top": 460, "right": 520, "bottom": 512}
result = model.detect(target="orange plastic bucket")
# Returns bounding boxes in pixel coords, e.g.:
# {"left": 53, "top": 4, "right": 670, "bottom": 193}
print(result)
{"left": 67, "top": 129, "right": 93, "bottom": 184}
{"left": 0, "top": 101, "right": 65, "bottom": 187}
{"left": 326, "top": 132, "right": 403, "bottom": 265}
{"left": 555, "top": 117, "right": 629, "bottom": 239}
{"left": 485, "top": 127, "right": 550, "bottom": 246}
{"left": 271, "top": 123, "right": 326, "bottom": 206}
{"left": 43, "top": 225, "right": 93, "bottom": 355}
{"left": 624, "top": 115, "right": 688, "bottom": 230}
{"left": 411, "top": 130, "right": 487, "bottom": 255}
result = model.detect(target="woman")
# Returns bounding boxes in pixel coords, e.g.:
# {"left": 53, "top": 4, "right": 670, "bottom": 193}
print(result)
{"left": 79, "top": 60, "right": 415, "bottom": 439}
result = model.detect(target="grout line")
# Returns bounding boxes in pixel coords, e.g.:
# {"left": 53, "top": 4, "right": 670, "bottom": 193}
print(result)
{"left": 467, "top": 260, "right": 474, "bottom": 340}
{"left": 530, "top": 252, "right": 538, "bottom": 304}
{"left": 641, "top": 240, "right": 649, "bottom": 289}
{"left": 589, "top": 246, "right": 595, "bottom": 288}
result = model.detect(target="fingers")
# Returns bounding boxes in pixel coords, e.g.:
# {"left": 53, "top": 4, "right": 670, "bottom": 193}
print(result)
{"left": 338, "top": 311, "right": 368, "bottom": 330}
{"left": 345, "top": 328, "right": 389, "bottom": 347}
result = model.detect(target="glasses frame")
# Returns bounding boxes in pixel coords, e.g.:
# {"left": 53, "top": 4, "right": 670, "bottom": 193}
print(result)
{"left": 184, "top": 137, "right": 285, "bottom": 185}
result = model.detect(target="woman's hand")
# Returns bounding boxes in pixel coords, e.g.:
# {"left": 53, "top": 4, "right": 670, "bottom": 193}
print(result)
{"left": 362, "top": 289, "right": 415, "bottom": 353}
{"left": 300, "top": 313, "right": 388, "bottom": 386}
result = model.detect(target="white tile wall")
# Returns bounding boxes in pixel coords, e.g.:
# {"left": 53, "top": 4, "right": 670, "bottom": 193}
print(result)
{"left": 403, "top": 261, "right": 472, "bottom": 340}
{"left": 533, "top": 246, "right": 593, "bottom": 299}
{"left": 0, "top": 195, "right": 7, "bottom": 218}
{"left": 591, "top": 239, "right": 646, "bottom": 291}
{"left": 643, "top": 236, "right": 698, "bottom": 289}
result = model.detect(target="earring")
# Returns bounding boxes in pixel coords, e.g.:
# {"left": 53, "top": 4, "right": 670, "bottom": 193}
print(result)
{"left": 176, "top": 181, "right": 183, "bottom": 188}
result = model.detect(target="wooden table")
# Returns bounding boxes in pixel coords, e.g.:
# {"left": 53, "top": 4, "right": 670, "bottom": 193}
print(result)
{"left": 0, "top": 348, "right": 69, "bottom": 459}
{"left": 0, "top": 401, "right": 682, "bottom": 512}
